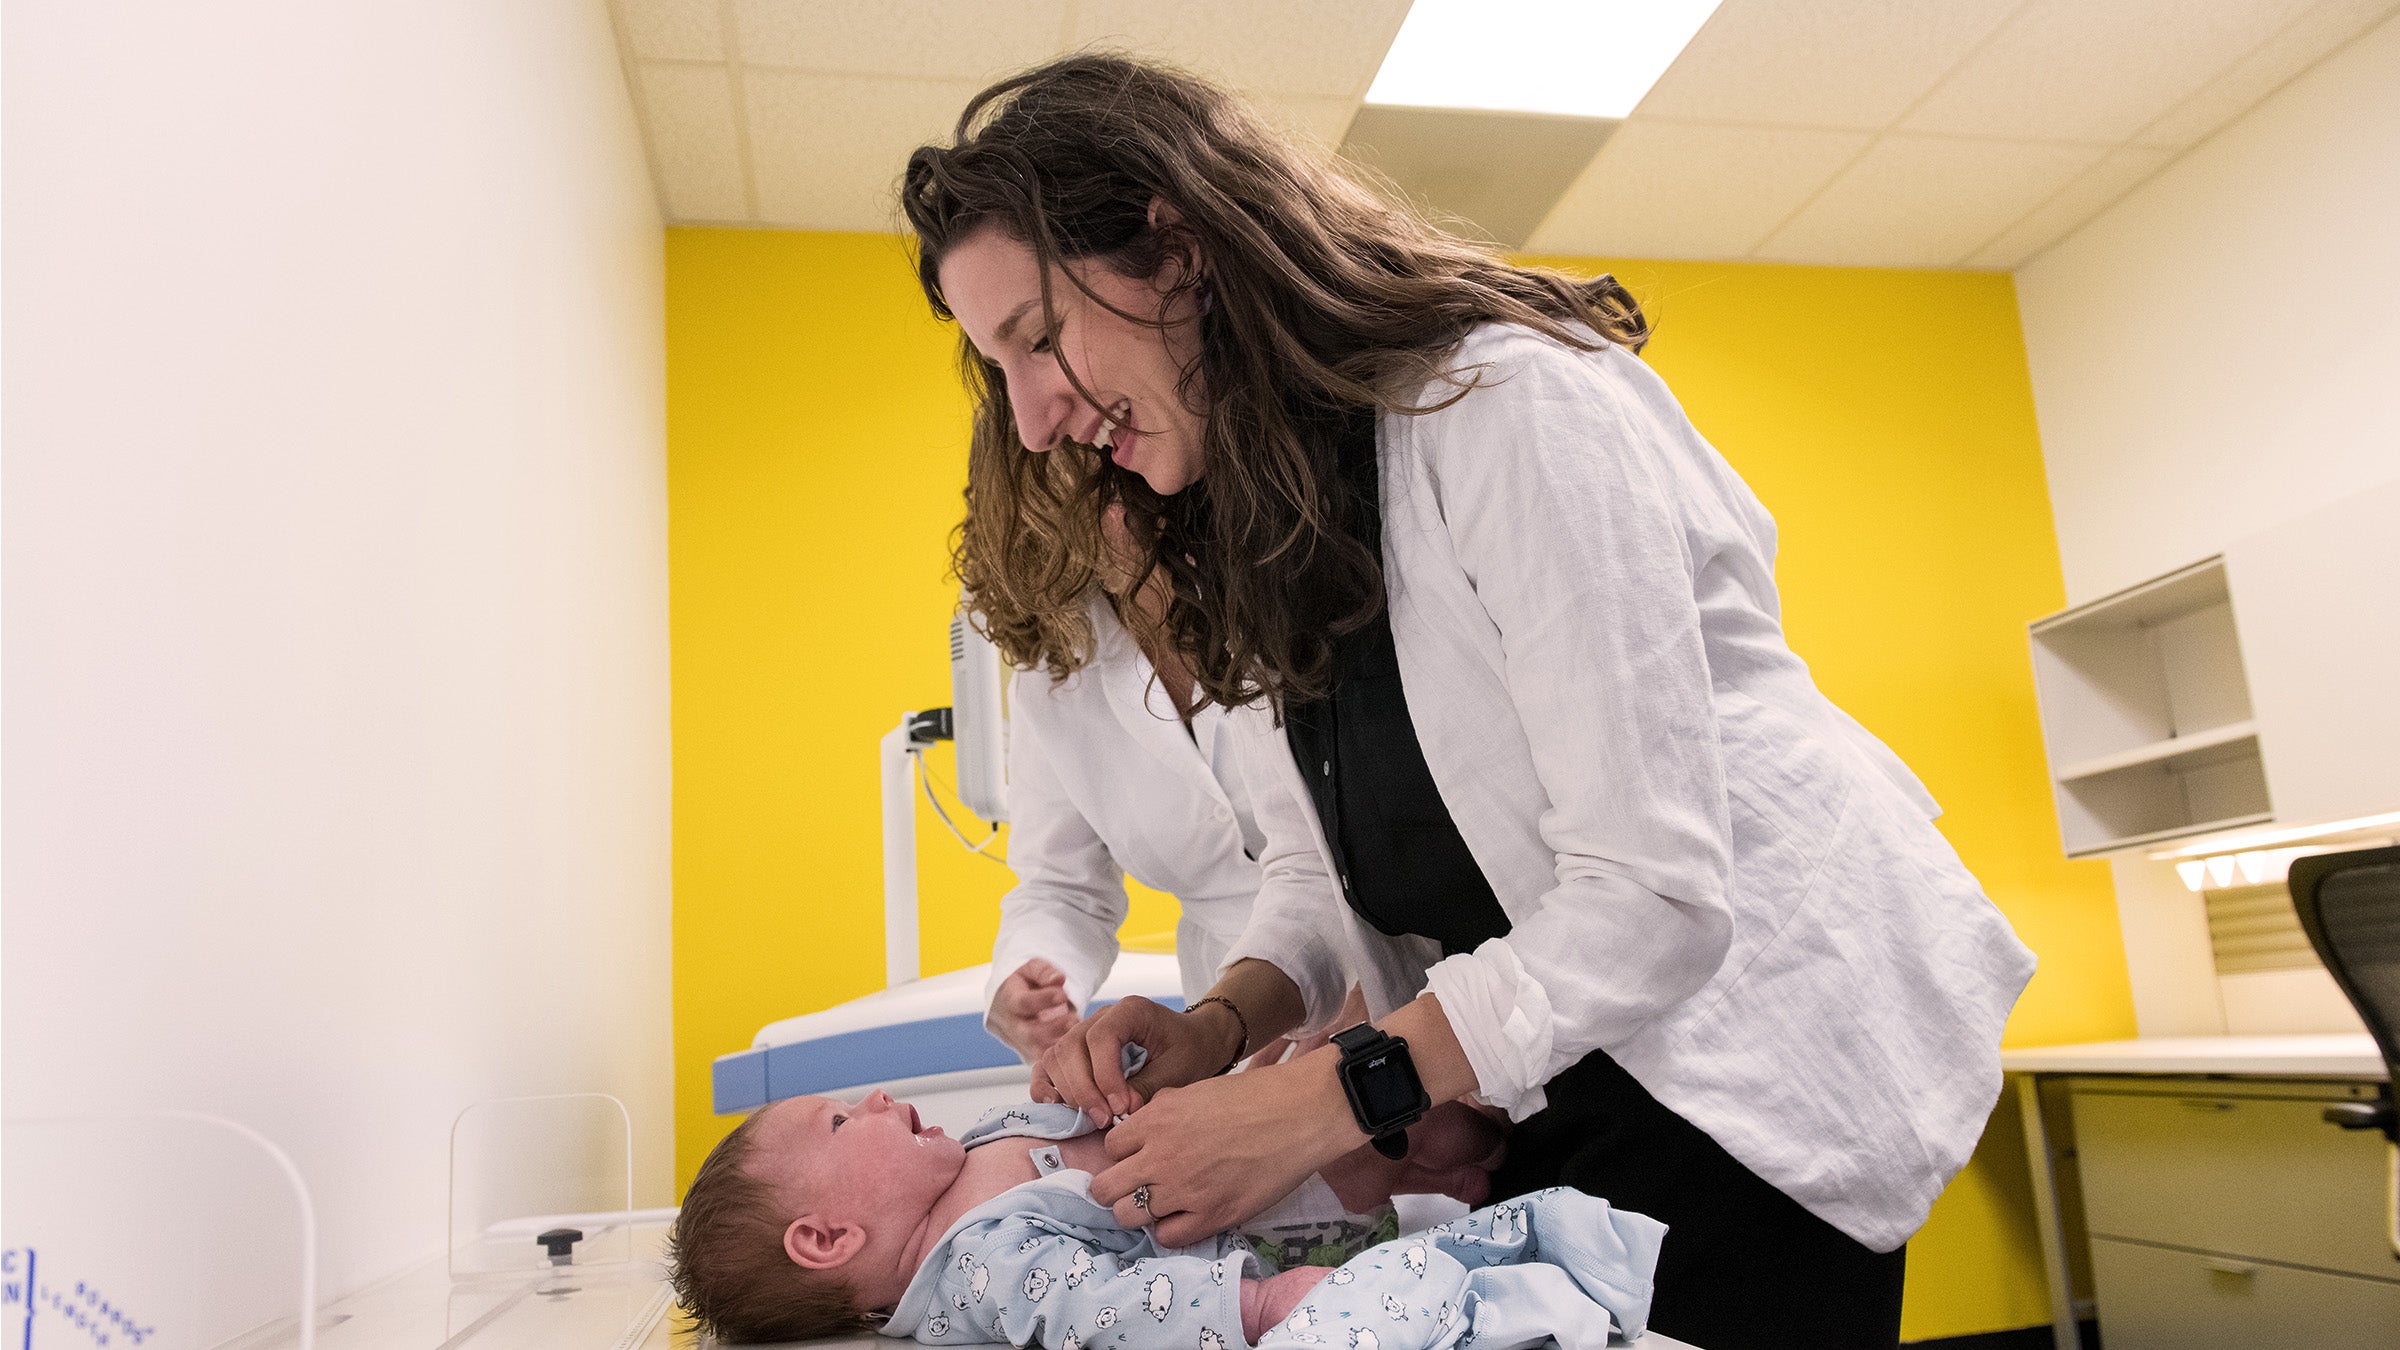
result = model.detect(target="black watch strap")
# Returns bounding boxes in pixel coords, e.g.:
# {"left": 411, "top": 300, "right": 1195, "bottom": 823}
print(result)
{"left": 1332, "top": 1023, "right": 1429, "bottom": 1160}
{"left": 1332, "top": 1023, "right": 1384, "bottom": 1054}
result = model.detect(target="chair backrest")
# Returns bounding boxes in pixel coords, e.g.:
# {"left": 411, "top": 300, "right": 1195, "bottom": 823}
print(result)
{"left": 2289, "top": 844, "right": 2400, "bottom": 1090}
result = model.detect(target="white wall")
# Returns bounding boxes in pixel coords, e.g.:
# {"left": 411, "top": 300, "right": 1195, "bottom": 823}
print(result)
{"left": 3, "top": 0, "right": 672, "bottom": 1317}
{"left": 2017, "top": 11, "right": 2400, "bottom": 607}
{"left": 2018, "top": 13, "right": 2399, "bottom": 1039}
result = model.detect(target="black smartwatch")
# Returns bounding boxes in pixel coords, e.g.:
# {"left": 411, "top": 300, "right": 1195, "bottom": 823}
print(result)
{"left": 1332, "top": 1023, "right": 1430, "bottom": 1159}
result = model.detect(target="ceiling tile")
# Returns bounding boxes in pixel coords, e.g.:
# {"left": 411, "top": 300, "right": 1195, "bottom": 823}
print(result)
{"left": 1902, "top": 0, "right": 2320, "bottom": 144}
{"left": 1755, "top": 134, "right": 2105, "bottom": 268}
{"left": 745, "top": 72, "right": 987, "bottom": 231}
{"left": 1525, "top": 120, "right": 1873, "bottom": 260}
{"left": 732, "top": 0, "right": 1070, "bottom": 82}
{"left": 636, "top": 62, "right": 750, "bottom": 222}
{"left": 1070, "top": 0, "right": 1412, "bottom": 98}
{"left": 1635, "top": 0, "right": 2020, "bottom": 129}
{"left": 1963, "top": 145, "right": 2179, "bottom": 268}
{"left": 2132, "top": 0, "right": 2400, "bottom": 148}
{"left": 615, "top": 0, "right": 725, "bottom": 63}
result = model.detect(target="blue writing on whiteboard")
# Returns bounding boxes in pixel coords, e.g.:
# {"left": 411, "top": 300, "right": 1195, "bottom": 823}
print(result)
{"left": 1, "top": 1253, "right": 156, "bottom": 1349}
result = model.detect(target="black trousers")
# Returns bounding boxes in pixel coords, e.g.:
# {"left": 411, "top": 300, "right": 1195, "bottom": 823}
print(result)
{"left": 1487, "top": 1051, "right": 1907, "bottom": 1350}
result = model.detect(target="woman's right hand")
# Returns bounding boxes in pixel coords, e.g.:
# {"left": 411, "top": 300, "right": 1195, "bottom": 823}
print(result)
{"left": 1030, "top": 994, "right": 1242, "bottom": 1124}
{"left": 990, "top": 958, "right": 1079, "bottom": 1061}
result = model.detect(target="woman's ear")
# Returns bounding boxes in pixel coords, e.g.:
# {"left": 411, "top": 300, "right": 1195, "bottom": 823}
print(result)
{"left": 1144, "top": 196, "right": 1204, "bottom": 292}
{"left": 783, "top": 1213, "right": 869, "bottom": 1270}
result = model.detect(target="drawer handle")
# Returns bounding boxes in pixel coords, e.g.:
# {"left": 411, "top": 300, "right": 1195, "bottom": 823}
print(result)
{"left": 2179, "top": 1099, "right": 2236, "bottom": 1111}
{"left": 2202, "top": 1258, "right": 2259, "bottom": 1278}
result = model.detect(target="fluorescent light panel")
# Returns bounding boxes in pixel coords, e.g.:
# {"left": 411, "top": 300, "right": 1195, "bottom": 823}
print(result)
{"left": 1366, "top": 0, "right": 1724, "bottom": 119}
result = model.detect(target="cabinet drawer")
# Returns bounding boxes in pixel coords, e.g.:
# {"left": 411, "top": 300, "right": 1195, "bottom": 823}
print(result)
{"left": 2071, "top": 1084, "right": 2396, "bottom": 1280}
{"left": 2089, "top": 1238, "right": 2400, "bottom": 1350}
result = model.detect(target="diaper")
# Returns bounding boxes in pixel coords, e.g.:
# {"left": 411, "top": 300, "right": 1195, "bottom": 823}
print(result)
{"left": 1239, "top": 1173, "right": 1400, "bottom": 1274}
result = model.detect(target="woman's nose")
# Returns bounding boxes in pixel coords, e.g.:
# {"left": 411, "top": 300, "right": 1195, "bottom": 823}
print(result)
{"left": 1015, "top": 401, "right": 1060, "bottom": 454}
{"left": 1011, "top": 369, "right": 1072, "bottom": 453}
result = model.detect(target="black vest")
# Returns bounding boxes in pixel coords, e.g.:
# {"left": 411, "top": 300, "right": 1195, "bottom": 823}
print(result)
{"left": 1282, "top": 411, "right": 1512, "bottom": 957}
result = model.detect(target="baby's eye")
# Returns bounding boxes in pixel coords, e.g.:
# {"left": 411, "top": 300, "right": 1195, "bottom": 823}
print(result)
{"left": 830, "top": 1114, "right": 847, "bottom": 1132}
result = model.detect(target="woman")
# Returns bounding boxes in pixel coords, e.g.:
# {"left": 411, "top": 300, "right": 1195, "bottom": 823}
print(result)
{"left": 905, "top": 56, "right": 2035, "bottom": 1350}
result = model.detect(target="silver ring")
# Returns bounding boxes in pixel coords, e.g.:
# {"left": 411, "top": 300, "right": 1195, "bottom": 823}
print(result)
{"left": 1132, "top": 1185, "right": 1152, "bottom": 1213}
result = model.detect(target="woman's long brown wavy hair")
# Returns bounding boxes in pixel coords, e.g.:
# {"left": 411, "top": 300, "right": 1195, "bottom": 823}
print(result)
{"left": 903, "top": 53, "right": 1647, "bottom": 709}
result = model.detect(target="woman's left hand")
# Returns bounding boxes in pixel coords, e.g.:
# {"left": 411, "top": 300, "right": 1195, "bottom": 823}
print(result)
{"left": 1090, "top": 1051, "right": 1365, "bottom": 1248}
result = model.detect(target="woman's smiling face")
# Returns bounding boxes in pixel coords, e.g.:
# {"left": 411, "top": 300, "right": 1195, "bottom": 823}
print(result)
{"left": 938, "top": 222, "right": 1209, "bottom": 496}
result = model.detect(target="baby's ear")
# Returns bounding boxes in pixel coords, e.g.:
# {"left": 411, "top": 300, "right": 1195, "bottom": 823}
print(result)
{"left": 784, "top": 1214, "right": 867, "bottom": 1271}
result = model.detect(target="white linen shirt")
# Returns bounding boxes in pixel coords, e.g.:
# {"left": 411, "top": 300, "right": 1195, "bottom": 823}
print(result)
{"left": 984, "top": 595, "right": 1269, "bottom": 1032}
{"left": 1220, "top": 323, "right": 2037, "bottom": 1252}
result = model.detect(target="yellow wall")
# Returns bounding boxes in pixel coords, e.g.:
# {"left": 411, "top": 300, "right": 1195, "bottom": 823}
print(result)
{"left": 668, "top": 230, "right": 2134, "bottom": 1340}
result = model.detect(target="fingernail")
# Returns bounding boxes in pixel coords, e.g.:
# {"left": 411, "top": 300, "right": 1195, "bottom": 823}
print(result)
{"left": 1108, "top": 1094, "right": 1126, "bottom": 1116}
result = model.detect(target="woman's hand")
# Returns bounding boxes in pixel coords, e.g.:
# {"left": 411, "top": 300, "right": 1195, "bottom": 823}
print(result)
{"left": 1029, "top": 994, "right": 1241, "bottom": 1124}
{"left": 1089, "top": 1051, "right": 1366, "bottom": 1249}
{"left": 989, "top": 958, "right": 1079, "bottom": 1061}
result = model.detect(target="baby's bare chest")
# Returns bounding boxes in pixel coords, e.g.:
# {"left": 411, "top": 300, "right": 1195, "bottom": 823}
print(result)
{"left": 954, "top": 1130, "right": 1116, "bottom": 1209}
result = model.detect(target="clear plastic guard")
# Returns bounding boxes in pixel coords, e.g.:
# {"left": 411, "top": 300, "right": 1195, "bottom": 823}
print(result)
{"left": 2, "top": 1111, "right": 318, "bottom": 1350}
{"left": 446, "top": 1094, "right": 636, "bottom": 1283}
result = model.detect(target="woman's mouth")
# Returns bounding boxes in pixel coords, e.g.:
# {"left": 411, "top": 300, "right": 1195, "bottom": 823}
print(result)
{"left": 1093, "top": 404, "right": 1137, "bottom": 467}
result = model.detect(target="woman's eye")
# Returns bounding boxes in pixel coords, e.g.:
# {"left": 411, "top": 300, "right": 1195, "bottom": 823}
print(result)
{"left": 1030, "top": 328, "right": 1056, "bottom": 355}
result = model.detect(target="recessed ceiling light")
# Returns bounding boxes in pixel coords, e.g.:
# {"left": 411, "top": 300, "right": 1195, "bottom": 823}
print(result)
{"left": 1365, "top": 0, "right": 1724, "bottom": 119}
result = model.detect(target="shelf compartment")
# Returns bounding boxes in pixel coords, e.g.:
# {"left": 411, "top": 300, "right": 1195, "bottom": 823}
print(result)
{"left": 2030, "top": 557, "right": 2276, "bottom": 855}
{"left": 2055, "top": 720, "right": 2259, "bottom": 783}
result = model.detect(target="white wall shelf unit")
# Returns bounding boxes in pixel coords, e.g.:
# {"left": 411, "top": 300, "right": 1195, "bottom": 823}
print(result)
{"left": 2030, "top": 478, "right": 2400, "bottom": 860}
{"left": 2030, "top": 558, "right": 2273, "bottom": 856}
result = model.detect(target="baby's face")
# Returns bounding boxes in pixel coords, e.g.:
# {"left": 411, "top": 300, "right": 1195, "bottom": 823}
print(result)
{"left": 747, "top": 1089, "right": 967, "bottom": 1222}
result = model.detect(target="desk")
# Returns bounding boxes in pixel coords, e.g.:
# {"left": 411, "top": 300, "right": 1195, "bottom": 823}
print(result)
{"left": 2002, "top": 1034, "right": 2389, "bottom": 1348}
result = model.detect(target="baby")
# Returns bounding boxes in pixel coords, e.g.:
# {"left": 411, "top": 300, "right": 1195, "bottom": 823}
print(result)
{"left": 670, "top": 1086, "right": 1502, "bottom": 1344}
{"left": 670, "top": 1086, "right": 1665, "bottom": 1350}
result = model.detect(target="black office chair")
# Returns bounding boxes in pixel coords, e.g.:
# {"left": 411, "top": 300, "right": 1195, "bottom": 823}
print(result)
{"left": 2289, "top": 844, "right": 2400, "bottom": 1259}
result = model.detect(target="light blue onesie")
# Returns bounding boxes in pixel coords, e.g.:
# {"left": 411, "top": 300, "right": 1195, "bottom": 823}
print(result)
{"left": 881, "top": 1101, "right": 1666, "bottom": 1350}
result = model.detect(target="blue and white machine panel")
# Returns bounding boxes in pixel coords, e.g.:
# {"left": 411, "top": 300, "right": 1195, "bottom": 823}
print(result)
{"left": 714, "top": 954, "right": 1184, "bottom": 1116}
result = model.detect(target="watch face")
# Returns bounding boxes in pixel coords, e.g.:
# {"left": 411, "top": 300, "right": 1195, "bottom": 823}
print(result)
{"left": 1354, "top": 1053, "right": 1422, "bottom": 1119}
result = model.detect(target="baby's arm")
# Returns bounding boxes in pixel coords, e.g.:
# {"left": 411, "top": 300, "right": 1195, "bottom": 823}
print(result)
{"left": 1241, "top": 1266, "right": 1332, "bottom": 1341}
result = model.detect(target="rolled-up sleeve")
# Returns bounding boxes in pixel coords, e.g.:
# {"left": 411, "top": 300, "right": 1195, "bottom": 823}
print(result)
{"left": 1412, "top": 336, "right": 1737, "bottom": 1116}
{"left": 985, "top": 699, "right": 1128, "bottom": 1040}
